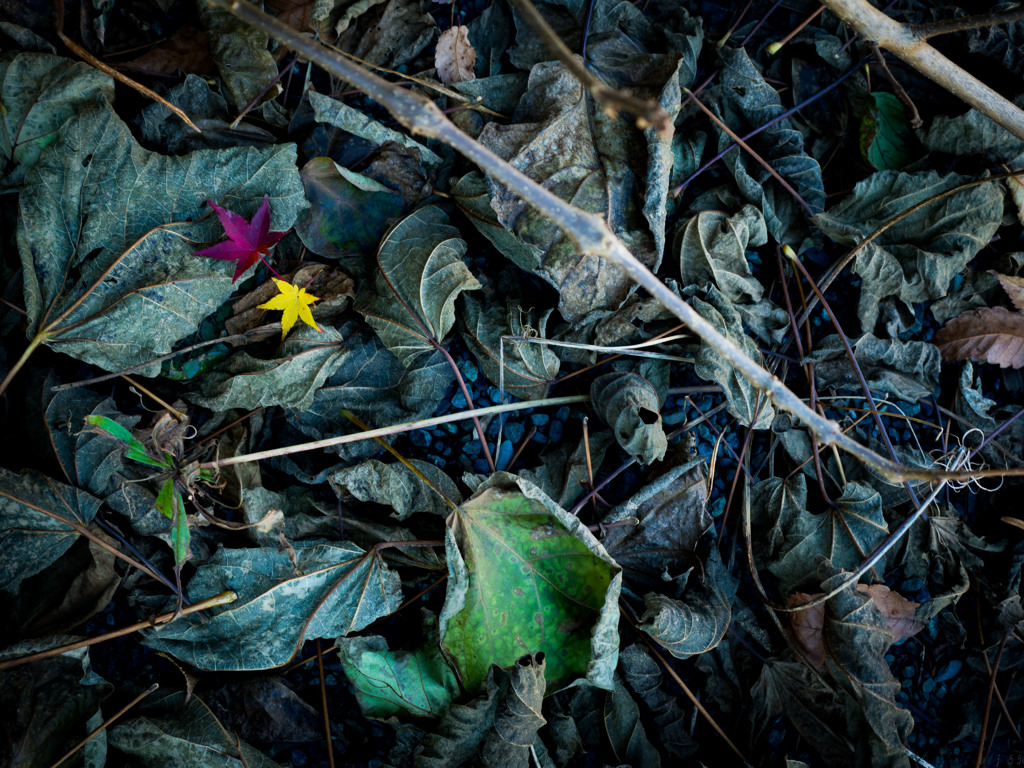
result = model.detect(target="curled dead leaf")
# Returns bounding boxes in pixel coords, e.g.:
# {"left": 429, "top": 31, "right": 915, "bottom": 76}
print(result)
{"left": 435, "top": 26, "right": 476, "bottom": 86}
{"left": 935, "top": 305, "right": 1024, "bottom": 369}
{"left": 992, "top": 271, "right": 1024, "bottom": 312}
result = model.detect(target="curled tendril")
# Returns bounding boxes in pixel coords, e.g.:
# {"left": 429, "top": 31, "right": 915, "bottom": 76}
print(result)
{"left": 930, "top": 428, "right": 1005, "bottom": 494}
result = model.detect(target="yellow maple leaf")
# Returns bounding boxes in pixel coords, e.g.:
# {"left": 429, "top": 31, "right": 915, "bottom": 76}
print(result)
{"left": 258, "top": 278, "right": 322, "bottom": 339}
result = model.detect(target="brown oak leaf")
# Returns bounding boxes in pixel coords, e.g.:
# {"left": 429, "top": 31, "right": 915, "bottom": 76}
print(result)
{"left": 435, "top": 26, "right": 476, "bottom": 85}
{"left": 935, "top": 305, "right": 1024, "bottom": 369}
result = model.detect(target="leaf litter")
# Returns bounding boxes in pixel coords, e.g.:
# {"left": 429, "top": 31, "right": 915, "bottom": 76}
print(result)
{"left": 2, "top": 1, "right": 1024, "bottom": 767}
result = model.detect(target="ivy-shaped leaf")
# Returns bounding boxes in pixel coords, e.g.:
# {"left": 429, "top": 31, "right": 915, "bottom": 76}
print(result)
{"left": 143, "top": 542, "right": 402, "bottom": 671}
{"left": 355, "top": 206, "right": 481, "bottom": 369}
{"left": 329, "top": 458, "right": 461, "bottom": 520}
{"left": 16, "top": 82, "right": 304, "bottom": 379}
{"left": 440, "top": 474, "right": 621, "bottom": 692}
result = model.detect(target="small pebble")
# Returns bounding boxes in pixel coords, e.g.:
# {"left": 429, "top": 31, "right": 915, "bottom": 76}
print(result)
{"left": 463, "top": 440, "right": 481, "bottom": 456}
{"left": 458, "top": 359, "right": 479, "bottom": 383}
{"left": 452, "top": 391, "right": 468, "bottom": 408}
{"left": 531, "top": 414, "right": 550, "bottom": 427}
{"left": 923, "top": 679, "right": 935, "bottom": 694}
{"left": 473, "top": 458, "right": 490, "bottom": 473}
{"left": 555, "top": 406, "right": 569, "bottom": 421}
{"left": 549, "top": 420, "right": 563, "bottom": 442}
{"left": 934, "top": 660, "right": 962, "bottom": 682}
{"left": 410, "top": 430, "right": 432, "bottom": 448}
{"left": 902, "top": 578, "right": 924, "bottom": 592}
{"left": 496, "top": 440, "right": 514, "bottom": 470}
{"left": 504, "top": 421, "right": 524, "bottom": 444}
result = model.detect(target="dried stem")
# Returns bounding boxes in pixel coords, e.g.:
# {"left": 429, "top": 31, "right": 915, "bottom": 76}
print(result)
{"left": 51, "top": 684, "right": 159, "bottom": 768}
{"left": 508, "top": 0, "right": 672, "bottom": 136}
{"left": 912, "top": 8, "right": 1024, "bottom": 40}
{"left": 822, "top": 0, "right": 1024, "bottom": 140}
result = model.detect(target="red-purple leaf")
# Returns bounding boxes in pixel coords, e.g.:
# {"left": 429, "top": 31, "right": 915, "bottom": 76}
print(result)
{"left": 935, "top": 305, "right": 1024, "bottom": 369}
{"left": 196, "top": 195, "right": 286, "bottom": 282}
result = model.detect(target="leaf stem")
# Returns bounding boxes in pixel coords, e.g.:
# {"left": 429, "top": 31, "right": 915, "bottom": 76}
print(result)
{"left": 200, "top": 395, "right": 588, "bottom": 470}
{"left": 50, "top": 684, "right": 159, "bottom": 768}
{"left": 437, "top": 344, "right": 496, "bottom": 472}
{"left": 0, "top": 331, "right": 47, "bottom": 399}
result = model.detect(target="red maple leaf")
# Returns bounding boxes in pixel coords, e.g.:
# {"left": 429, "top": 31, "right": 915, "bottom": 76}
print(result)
{"left": 196, "top": 195, "right": 286, "bottom": 282}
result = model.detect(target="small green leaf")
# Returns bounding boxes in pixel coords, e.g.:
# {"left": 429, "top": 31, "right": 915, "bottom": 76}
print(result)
{"left": 338, "top": 634, "right": 459, "bottom": 719}
{"left": 85, "top": 414, "right": 170, "bottom": 469}
{"left": 440, "top": 474, "right": 621, "bottom": 693}
{"left": 861, "top": 92, "right": 912, "bottom": 171}
{"left": 155, "top": 478, "right": 190, "bottom": 566}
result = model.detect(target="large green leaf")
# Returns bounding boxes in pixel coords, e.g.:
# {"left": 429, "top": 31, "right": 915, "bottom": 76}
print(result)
{"left": 0, "top": 467, "right": 102, "bottom": 593}
{"left": 338, "top": 633, "right": 460, "bottom": 719}
{"left": 815, "top": 170, "right": 1002, "bottom": 333}
{"left": 109, "top": 690, "right": 282, "bottom": 768}
{"left": 191, "top": 325, "right": 351, "bottom": 412}
{"left": 460, "top": 294, "right": 559, "bottom": 401}
{"left": 16, "top": 88, "right": 305, "bottom": 377}
{"left": 440, "top": 474, "right": 621, "bottom": 692}
{"left": 769, "top": 482, "right": 889, "bottom": 594}
{"left": 143, "top": 541, "right": 402, "bottom": 670}
{"left": 713, "top": 47, "right": 826, "bottom": 245}
{"left": 355, "top": 206, "right": 481, "bottom": 368}
{"left": 0, "top": 52, "right": 112, "bottom": 188}
{"left": 590, "top": 371, "right": 667, "bottom": 465}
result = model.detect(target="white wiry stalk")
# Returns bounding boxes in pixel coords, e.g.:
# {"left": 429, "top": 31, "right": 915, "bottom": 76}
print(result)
{"left": 822, "top": 0, "right": 1024, "bottom": 140}
{"left": 207, "top": 0, "right": 986, "bottom": 484}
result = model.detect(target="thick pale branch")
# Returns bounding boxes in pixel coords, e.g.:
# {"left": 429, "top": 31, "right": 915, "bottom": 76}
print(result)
{"left": 822, "top": 0, "right": 1024, "bottom": 140}
{"left": 208, "top": 0, "right": 963, "bottom": 484}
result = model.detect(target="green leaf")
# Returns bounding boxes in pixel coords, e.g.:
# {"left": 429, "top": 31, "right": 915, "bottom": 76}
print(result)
{"left": 142, "top": 542, "right": 402, "bottom": 670}
{"left": 329, "top": 458, "right": 461, "bottom": 520}
{"left": 471, "top": 59, "right": 661, "bottom": 321}
{"left": 713, "top": 47, "right": 826, "bottom": 244}
{"left": 460, "top": 294, "right": 559, "bottom": 401}
{"left": 637, "top": 543, "right": 731, "bottom": 660}
{"left": 155, "top": 478, "right": 190, "bottom": 565}
{"left": 109, "top": 690, "right": 282, "bottom": 768}
{"left": 815, "top": 170, "right": 1002, "bottom": 333}
{"left": 17, "top": 90, "right": 305, "bottom": 377}
{"left": 440, "top": 474, "right": 621, "bottom": 692}
{"left": 0, "top": 467, "right": 102, "bottom": 593}
{"left": 821, "top": 571, "right": 914, "bottom": 768}
{"left": 198, "top": 0, "right": 279, "bottom": 109}
{"left": 191, "top": 325, "right": 350, "bottom": 412}
{"left": 338, "top": 634, "right": 460, "bottom": 719}
{"left": 803, "top": 333, "right": 941, "bottom": 402}
{"left": 355, "top": 206, "right": 481, "bottom": 368}
{"left": 84, "top": 414, "right": 170, "bottom": 469}
{"left": 679, "top": 204, "right": 768, "bottom": 304}
{"left": 769, "top": 482, "right": 889, "bottom": 594}
{"left": 0, "top": 52, "right": 112, "bottom": 188}
{"left": 861, "top": 92, "right": 912, "bottom": 171}
{"left": 590, "top": 371, "right": 667, "bottom": 465}
{"left": 601, "top": 460, "right": 710, "bottom": 594}
{"left": 689, "top": 286, "right": 775, "bottom": 429}
{"left": 294, "top": 157, "right": 407, "bottom": 274}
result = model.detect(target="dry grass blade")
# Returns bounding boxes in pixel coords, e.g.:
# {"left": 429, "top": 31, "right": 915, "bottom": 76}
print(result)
{"left": 935, "top": 306, "right": 1024, "bottom": 369}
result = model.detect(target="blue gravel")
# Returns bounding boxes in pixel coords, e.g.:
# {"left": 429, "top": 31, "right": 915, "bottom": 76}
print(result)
{"left": 935, "top": 660, "right": 962, "bottom": 682}
{"left": 452, "top": 391, "right": 468, "bottom": 408}
{"left": 410, "top": 430, "right": 431, "bottom": 448}
{"left": 531, "top": 414, "right": 549, "bottom": 427}
{"left": 473, "top": 458, "right": 490, "bottom": 473}
{"left": 463, "top": 439, "right": 481, "bottom": 456}
{"left": 496, "top": 439, "right": 514, "bottom": 469}
{"left": 549, "top": 419, "right": 563, "bottom": 443}
{"left": 504, "top": 421, "right": 524, "bottom": 444}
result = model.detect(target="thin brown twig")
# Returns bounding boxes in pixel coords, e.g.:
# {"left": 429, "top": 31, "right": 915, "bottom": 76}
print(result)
{"left": 912, "top": 8, "right": 1024, "bottom": 40}
{"left": 768, "top": 4, "right": 824, "bottom": 54}
{"left": 50, "top": 684, "right": 159, "bottom": 768}
{"left": 121, "top": 375, "right": 186, "bottom": 421}
{"left": 976, "top": 632, "right": 1010, "bottom": 768}
{"left": 869, "top": 43, "right": 923, "bottom": 128}
{"left": 507, "top": 0, "right": 672, "bottom": 136}
{"left": 0, "top": 591, "right": 236, "bottom": 671}
{"left": 316, "top": 639, "right": 337, "bottom": 768}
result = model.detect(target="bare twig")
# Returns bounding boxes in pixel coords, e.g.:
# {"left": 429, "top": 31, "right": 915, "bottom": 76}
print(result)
{"left": 507, "top": 0, "right": 672, "bottom": 136}
{"left": 822, "top": 0, "right": 1024, "bottom": 140}
{"left": 912, "top": 8, "right": 1024, "bottom": 40}
{"left": 51, "top": 684, "right": 159, "bottom": 768}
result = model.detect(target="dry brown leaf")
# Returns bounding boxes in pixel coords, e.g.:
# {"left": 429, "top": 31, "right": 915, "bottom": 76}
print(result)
{"left": 992, "top": 271, "right": 1024, "bottom": 312}
{"left": 935, "top": 305, "right": 1024, "bottom": 369}
{"left": 117, "top": 26, "right": 216, "bottom": 77}
{"left": 435, "top": 25, "right": 476, "bottom": 86}
{"left": 1005, "top": 171, "right": 1024, "bottom": 225}
{"left": 856, "top": 584, "right": 924, "bottom": 642}
{"left": 787, "top": 592, "right": 826, "bottom": 669}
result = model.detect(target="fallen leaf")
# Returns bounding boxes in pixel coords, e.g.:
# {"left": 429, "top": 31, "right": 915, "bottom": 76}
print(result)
{"left": 935, "top": 305, "right": 1024, "bottom": 369}
{"left": 787, "top": 592, "right": 826, "bottom": 669}
{"left": 436, "top": 25, "right": 476, "bottom": 85}
{"left": 856, "top": 584, "right": 924, "bottom": 643}
{"left": 257, "top": 278, "right": 322, "bottom": 339}
{"left": 992, "top": 270, "right": 1024, "bottom": 311}
{"left": 197, "top": 195, "right": 287, "bottom": 283}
